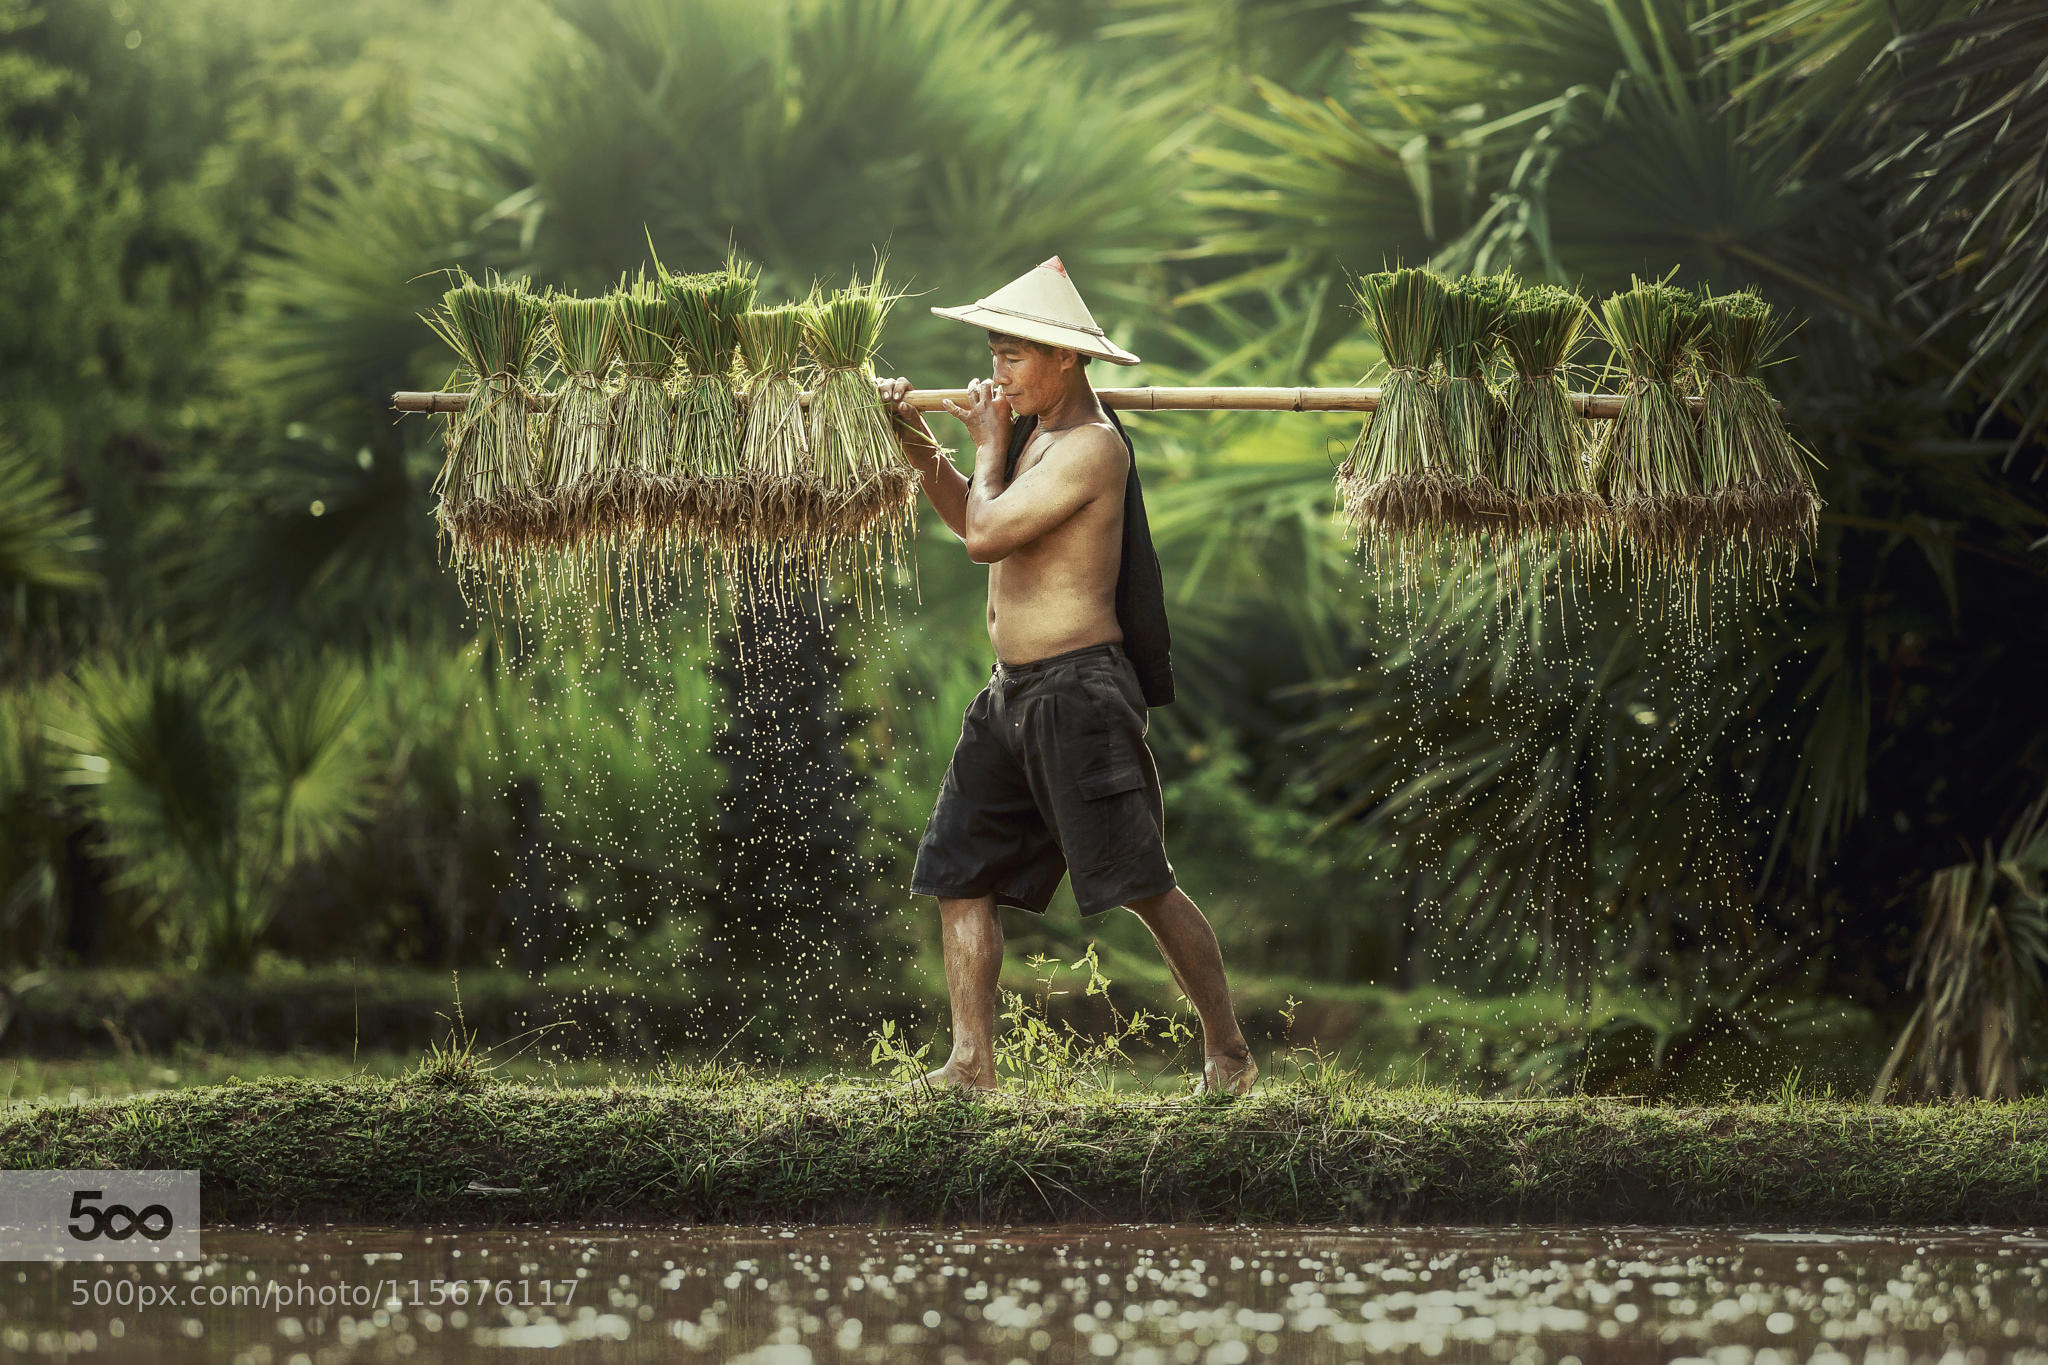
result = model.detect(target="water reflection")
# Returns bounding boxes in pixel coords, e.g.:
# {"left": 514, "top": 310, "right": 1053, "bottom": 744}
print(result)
{"left": 3, "top": 1224, "right": 2043, "bottom": 1362}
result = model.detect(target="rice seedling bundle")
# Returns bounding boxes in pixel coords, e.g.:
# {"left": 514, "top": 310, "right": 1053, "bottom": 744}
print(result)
{"left": 1698, "top": 285, "right": 1820, "bottom": 581}
{"left": 1585, "top": 277, "right": 1712, "bottom": 580}
{"left": 1436, "top": 272, "right": 1517, "bottom": 547}
{"left": 803, "top": 273, "right": 917, "bottom": 574}
{"left": 609, "top": 271, "right": 687, "bottom": 545}
{"left": 536, "top": 291, "right": 617, "bottom": 554}
{"left": 423, "top": 269, "right": 549, "bottom": 585}
{"left": 1499, "top": 284, "right": 1604, "bottom": 553}
{"left": 736, "top": 304, "right": 819, "bottom": 563}
{"left": 1336, "top": 267, "right": 1454, "bottom": 550}
{"left": 663, "top": 259, "right": 757, "bottom": 555}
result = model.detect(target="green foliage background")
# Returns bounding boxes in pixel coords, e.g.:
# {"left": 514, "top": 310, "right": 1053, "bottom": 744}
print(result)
{"left": 2, "top": 0, "right": 2044, "bottom": 1096}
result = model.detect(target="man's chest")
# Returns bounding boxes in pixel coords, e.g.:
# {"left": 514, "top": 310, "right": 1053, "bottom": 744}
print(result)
{"left": 1006, "top": 430, "right": 1061, "bottom": 482}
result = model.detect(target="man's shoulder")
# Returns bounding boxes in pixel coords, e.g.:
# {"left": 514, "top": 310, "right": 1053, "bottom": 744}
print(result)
{"left": 1045, "top": 421, "right": 1128, "bottom": 484}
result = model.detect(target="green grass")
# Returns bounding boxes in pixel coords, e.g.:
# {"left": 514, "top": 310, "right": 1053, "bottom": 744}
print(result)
{"left": 0, "top": 959, "right": 2018, "bottom": 1227}
{"left": 0, "top": 965, "right": 917, "bottom": 1062}
{"left": 2, "top": 1064, "right": 2041, "bottom": 1226}
{"left": 0, "top": 959, "right": 1897, "bottom": 1103}
{"left": 0, "top": 1047, "right": 669, "bottom": 1105}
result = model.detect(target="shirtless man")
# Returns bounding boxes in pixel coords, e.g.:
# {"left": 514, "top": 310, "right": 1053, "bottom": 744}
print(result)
{"left": 875, "top": 282, "right": 1257, "bottom": 1096}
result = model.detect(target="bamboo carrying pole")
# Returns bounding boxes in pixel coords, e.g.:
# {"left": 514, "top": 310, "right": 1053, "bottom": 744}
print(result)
{"left": 391, "top": 386, "right": 1765, "bottom": 419}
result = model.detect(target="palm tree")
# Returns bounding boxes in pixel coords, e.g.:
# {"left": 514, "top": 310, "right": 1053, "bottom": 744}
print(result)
{"left": 1724, "top": 0, "right": 2048, "bottom": 454}
{"left": 51, "top": 655, "right": 376, "bottom": 972}
{"left": 1092, "top": 0, "right": 1388, "bottom": 114}
{"left": 1164, "top": 0, "right": 2048, "bottom": 1047}
{"left": 0, "top": 440, "right": 99, "bottom": 681}
{"left": 236, "top": 0, "right": 1198, "bottom": 414}
{"left": 215, "top": 0, "right": 1208, "bottom": 659}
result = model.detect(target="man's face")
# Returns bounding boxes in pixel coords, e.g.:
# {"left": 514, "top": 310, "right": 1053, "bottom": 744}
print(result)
{"left": 988, "top": 333, "right": 1073, "bottom": 416}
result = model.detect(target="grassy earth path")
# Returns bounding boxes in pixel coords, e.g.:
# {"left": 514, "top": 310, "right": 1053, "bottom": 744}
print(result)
{"left": 3, "top": 1074, "right": 2042, "bottom": 1226}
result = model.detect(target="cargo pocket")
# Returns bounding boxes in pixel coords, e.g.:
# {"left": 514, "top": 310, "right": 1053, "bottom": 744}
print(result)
{"left": 1072, "top": 667, "right": 1149, "bottom": 800}
{"left": 1076, "top": 761, "right": 1147, "bottom": 801}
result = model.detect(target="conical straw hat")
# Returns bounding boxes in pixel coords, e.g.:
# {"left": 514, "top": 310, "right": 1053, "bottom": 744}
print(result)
{"left": 931, "top": 256, "right": 1141, "bottom": 365}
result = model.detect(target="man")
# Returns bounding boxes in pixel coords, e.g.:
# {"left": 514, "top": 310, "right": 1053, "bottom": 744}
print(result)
{"left": 875, "top": 256, "right": 1256, "bottom": 1096}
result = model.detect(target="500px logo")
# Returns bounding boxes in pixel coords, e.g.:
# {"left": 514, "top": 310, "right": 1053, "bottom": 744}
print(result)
{"left": 0, "top": 1170, "right": 200, "bottom": 1262}
{"left": 67, "top": 1190, "right": 176, "bottom": 1243}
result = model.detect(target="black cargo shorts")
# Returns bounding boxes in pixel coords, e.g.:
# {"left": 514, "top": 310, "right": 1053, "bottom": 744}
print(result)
{"left": 909, "top": 642, "right": 1177, "bottom": 916}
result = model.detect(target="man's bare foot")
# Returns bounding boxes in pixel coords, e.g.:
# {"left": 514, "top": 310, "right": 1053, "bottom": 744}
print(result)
{"left": 1202, "top": 1051, "right": 1257, "bottom": 1096}
{"left": 916, "top": 1059, "right": 998, "bottom": 1092}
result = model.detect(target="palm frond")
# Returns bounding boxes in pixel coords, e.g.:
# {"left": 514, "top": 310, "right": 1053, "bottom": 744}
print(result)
{"left": 1873, "top": 784, "right": 2048, "bottom": 1099}
{"left": 53, "top": 655, "right": 247, "bottom": 956}
{"left": 0, "top": 444, "right": 99, "bottom": 598}
{"left": 1862, "top": 2, "right": 2048, "bottom": 456}
{"left": 248, "top": 660, "right": 376, "bottom": 871}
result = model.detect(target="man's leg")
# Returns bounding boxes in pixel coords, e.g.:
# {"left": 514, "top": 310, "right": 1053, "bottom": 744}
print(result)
{"left": 924, "top": 894, "right": 1003, "bottom": 1089}
{"left": 1125, "top": 886, "right": 1257, "bottom": 1094}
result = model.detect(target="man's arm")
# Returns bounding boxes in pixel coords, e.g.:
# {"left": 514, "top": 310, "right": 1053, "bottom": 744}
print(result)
{"left": 878, "top": 376, "right": 970, "bottom": 538}
{"left": 911, "top": 446, "right": 970, "bottom": 539}
{"left": 962, "top": 425, "right": 1123, "bottom": 564}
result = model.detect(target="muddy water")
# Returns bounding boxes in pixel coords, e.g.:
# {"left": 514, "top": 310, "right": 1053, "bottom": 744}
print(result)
{"left": 1, "top": 1224, "right": 2043, "bottom": 1362}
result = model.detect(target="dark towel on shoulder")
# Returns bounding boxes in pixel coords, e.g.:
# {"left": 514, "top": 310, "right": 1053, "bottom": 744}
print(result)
{"left": 1003, "top": 410, "right": 1176, "bottom": 708}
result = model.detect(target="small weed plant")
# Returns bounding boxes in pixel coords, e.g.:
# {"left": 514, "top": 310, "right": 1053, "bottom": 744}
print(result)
{"left": 866, "top": 944, "right": 1202, "bottom": 1097}
{"left": 408, "top": 974, "right": 493, "bottom": 1093}
{"left": 866, "top": 1019, "right": 935, "bottom": 1083}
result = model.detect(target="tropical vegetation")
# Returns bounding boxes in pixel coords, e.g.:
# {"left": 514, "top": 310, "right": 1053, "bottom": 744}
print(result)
{"left": 2, "top": 0, "right": 2043, "bottom": 1100}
